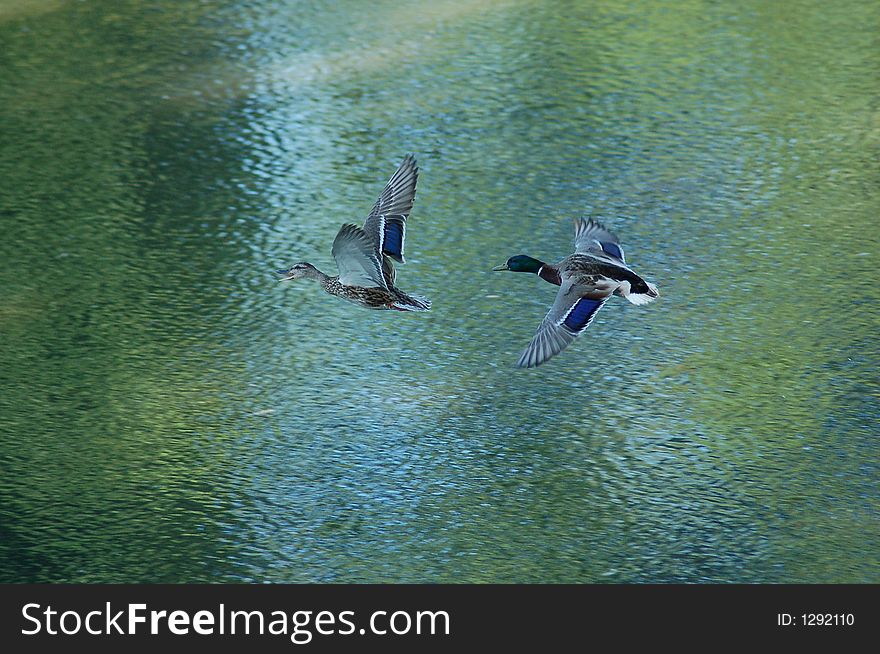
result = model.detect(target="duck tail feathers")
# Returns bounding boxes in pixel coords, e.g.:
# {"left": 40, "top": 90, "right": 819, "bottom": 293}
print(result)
{"left": 392, "top": 293, "right": 432, "bottom": 312}
{"left": 619, "top": 281, "right": 659, "bottom": 306}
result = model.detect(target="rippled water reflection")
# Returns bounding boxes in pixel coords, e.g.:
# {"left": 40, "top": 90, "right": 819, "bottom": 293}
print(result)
{"left": 1, "top": 0, "right": 877, "bottom": 583}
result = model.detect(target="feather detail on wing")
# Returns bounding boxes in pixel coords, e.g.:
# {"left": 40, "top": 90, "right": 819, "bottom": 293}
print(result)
{"left": 381, "top": 254, "right": 396, "bottom": 287}
{"left": 363, "top": 154, "right": 418, "bottom": 264}
{"left": 331, "top": 223, "right": 387, "bottom": 289}
{"left": 573, "top": 217, "right": 626, "bottom": 263}
{"left": 516, "top": 278, "right": 610, "bottom": 368}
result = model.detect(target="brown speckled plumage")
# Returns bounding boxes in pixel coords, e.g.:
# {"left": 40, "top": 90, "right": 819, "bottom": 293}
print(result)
{"left": 320, "top": 275, "right": 429, "bottom": 311}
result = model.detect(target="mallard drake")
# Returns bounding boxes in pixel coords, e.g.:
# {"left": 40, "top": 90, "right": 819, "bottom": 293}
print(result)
{"left": 494, "top": 218, "right": 658, "bottom": 368}
{"left": 276, "top": 154, "right": 431, "bottom": 312}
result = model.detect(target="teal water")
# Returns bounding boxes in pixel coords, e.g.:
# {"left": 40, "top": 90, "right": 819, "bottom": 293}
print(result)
{"left": 0, "top": 0, "right": 877, "bottom": 583}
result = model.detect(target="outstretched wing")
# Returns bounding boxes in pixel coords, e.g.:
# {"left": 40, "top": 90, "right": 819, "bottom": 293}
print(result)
{"left": 331, "top": 224, "right": 387, "bottom": 289}
{"left": 573, "top": 217, "right": 626, "bottom": 263}
{"left": 362, "top": 154, "right": 419, "bottom": 265}
{"left": 516, "top": 278, "right": 610, "bottom": 369}
{"left": 381, "top": 254, "right": 396, "bottom": 288}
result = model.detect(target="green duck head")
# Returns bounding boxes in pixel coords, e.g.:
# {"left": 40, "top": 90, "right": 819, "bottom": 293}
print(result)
{"left": 492, "top": 255, "right": 544, "bottom": 273}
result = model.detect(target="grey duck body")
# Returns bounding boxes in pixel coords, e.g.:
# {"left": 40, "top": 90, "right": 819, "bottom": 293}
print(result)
{"left": 544, "top": 253, "right": 657, "bottom": 299}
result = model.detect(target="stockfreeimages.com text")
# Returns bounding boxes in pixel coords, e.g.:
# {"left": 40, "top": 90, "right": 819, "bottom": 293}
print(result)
{"left": 21, "top": 602, "right": 450, "bottom": 644}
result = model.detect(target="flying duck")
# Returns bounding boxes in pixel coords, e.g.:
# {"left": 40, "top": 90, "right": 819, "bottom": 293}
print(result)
{"left": 277, "top": 154, "right": 431, "bottom": 312}
{"left": 494, "top": 218, "right": 658, "bottom": 368}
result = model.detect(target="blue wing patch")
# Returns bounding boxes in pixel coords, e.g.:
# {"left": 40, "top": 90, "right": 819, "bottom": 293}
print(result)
{"left": 562, "top": 298, "right": 605, "bottom": 333}
{"left": 600, "top": 241, "right": 625, "bottom": 262}
{"left": 382, "top": 216, "right": 406, "bottom": 262}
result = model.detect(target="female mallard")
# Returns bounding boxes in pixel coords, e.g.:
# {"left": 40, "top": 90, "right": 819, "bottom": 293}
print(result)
{"left": 494, "top": 218, "right": 658, "bottom": 368}
{"left": 276, "top": 154, "right": 431, "bottom": 312}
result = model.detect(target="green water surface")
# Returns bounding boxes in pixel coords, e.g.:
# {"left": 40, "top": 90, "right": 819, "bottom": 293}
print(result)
{"left": 0, "top": 0, "right": 877, "bottom": 583}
